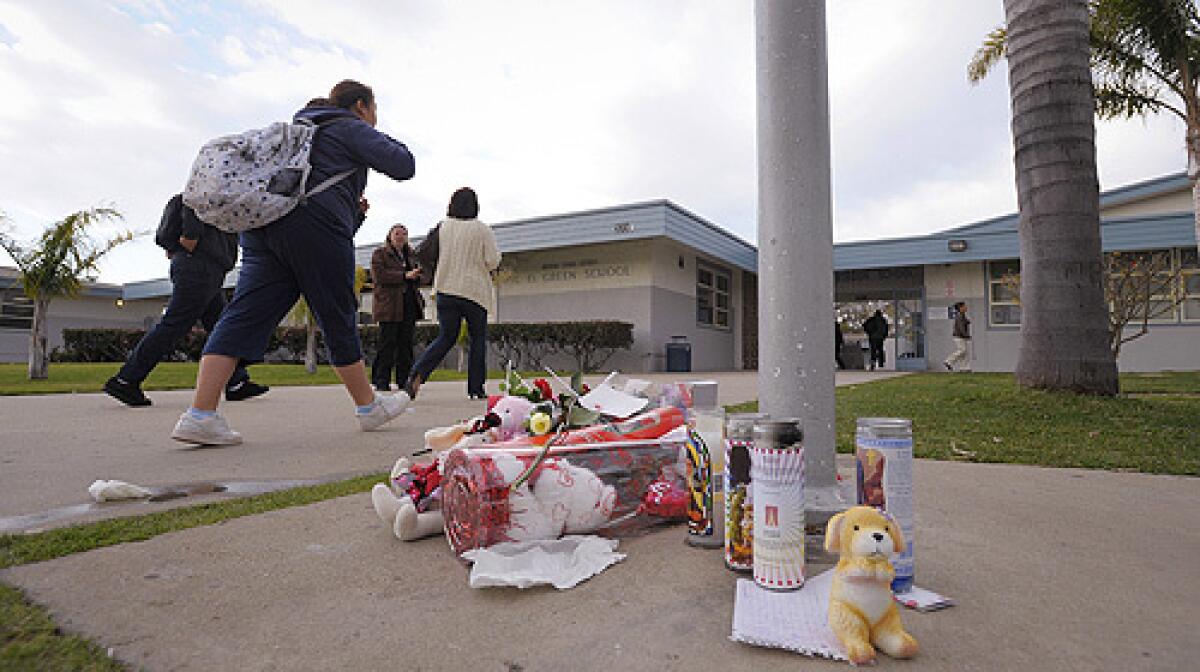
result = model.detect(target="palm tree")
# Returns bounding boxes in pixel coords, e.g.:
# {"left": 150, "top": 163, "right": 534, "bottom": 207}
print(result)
{"left": 287, "top": 266, "right": 369, "bottom": 374}
{"left": 0, "top": 208, "right": 133, "bottom": 379}
{"left": 286, "top": 298, "right": 320, "bottom": 374}
{"left": 970, "top": 0, "right": 1200, "bottom": 255}
{"left": 1001, "top": 0, "right": 1119, "bottom": 395}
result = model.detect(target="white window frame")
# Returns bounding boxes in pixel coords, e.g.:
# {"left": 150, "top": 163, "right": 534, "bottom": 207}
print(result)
{"left": 0, "top": 287, "right": 34, "bottom": 331}
{"left": 1180, "top": 247, "right": 1200, "bottom": 323}
{"left": 697, "top": 261, "right": 732, "bottom": 330}
{"left": 987, "top": 259, "right": 1022, "bottom": 327}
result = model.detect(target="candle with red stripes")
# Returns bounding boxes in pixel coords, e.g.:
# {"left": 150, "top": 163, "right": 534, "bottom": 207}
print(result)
{"left": 750, "top": 419, "right": 805, "bottom": 591}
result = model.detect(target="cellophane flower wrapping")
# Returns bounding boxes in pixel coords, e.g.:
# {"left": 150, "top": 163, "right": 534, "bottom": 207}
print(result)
{"left": 442, "top": 438, "right": 691, "bottom": 558}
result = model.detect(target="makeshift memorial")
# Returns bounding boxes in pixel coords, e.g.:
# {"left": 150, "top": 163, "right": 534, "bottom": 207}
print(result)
{"left": 371, "top": 457, "right": 446, "bottom": 541}
{"left": 685, "top": 381, "right": 725, "bottom": 548}
{"left": 751, "top": 419, "right": 805, "bottom": 590}
{"left": 725, "top": 413, "right": 767, "bottom": 572}
{"left": 855, "top": 417, "right": 915, "bottom": 592}
{"left": 442, "top": 437, "right": 689, "bottom": 556}
{"left": 825, "top": 506, "right": 919, "bottom": 666}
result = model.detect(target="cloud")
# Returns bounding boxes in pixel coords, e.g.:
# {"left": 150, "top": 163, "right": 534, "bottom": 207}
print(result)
{"left": 0, "top": 0, "right": 1188, "bottom": 285}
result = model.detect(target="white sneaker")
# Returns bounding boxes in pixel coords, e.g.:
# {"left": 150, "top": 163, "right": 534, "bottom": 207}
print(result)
{"left": 358, "top": 393, "right": 410, "bottom": 431}
{"left": 171, "top": 412, "right": 243, "bottom": 445}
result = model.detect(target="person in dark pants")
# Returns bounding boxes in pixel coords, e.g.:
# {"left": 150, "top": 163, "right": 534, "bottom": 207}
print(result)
{"left": 172, "top": 79, "right": 416, "bottom": 445}
{"left": 834, "top": 321, "right": 846, "bottom": 370}
{"left": 405, "top": 188, "right": 500, "bottom": 401}
{"left": 104, "top": 195, "right": 267, "bottom": 407}
{"left": 862, "top": 309, "right": 889, "bottom": 371}
{"left": 370, "top": 223, "right": 424, "bottom": 391}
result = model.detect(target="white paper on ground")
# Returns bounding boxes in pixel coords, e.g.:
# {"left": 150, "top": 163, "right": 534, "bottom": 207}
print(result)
{"left": 730, "top": 569, "right": 849, "bottom": 661}
{"left": 895, "top": 584, "right": 955, "bottom": 612}
{"left": 462, "top": 535, "right": 626, "bottom": 590}
{"left": 88, "top": 479, "right": 152, "bottom": 502}
{"left": 577, "top": 384, "right": 649, "bottom": 418}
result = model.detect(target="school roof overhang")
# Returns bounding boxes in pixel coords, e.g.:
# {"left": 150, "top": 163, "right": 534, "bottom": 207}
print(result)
{"left": 0, "top": 267, "right": 124, "bottom": 299}
{"left": 834, "top": 210, "right": 1197, "bottom": 271}
{"left": 353, "top": 200, "right": 759, "bottom": 274}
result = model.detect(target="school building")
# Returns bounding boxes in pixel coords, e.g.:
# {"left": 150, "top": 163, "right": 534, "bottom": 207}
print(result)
{"left": 4, "top": 172, "right": 1197, "bottom": 372}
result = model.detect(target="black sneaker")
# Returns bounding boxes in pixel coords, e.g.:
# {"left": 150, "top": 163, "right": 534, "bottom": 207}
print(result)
{"left": 226, "top": 380, "right": 269, "bottom": 401}
{"left": 104, "top": 376, "right": 151, "bottom": 407}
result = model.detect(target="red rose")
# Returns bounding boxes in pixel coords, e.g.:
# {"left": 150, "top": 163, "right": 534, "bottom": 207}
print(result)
{"left": 533, "top": 378, "right": 554, "bottom": 401}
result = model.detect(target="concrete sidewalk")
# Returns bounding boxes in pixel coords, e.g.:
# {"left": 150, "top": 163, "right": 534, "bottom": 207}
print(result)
{"left": 3, "top": 458, "right": 1195, "bottom": 671}
{"left": 12, "top": 369, "right": 1191, "bottom": 670}
{"left": 0, "top": 371, "right": 904, "bottom": 532}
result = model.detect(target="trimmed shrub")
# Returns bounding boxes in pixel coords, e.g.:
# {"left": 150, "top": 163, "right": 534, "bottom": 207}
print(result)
{"left": 54, "top": 320, "right": 634, "bottom": 371}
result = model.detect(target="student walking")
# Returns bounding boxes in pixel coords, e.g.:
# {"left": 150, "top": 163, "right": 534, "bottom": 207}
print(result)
{"left": 104, "top": 195, "right": 268, "bottom": 407}
{"left": 834, "top": 321, "right": 846, "bottom": 370}
{"left": 370, "top": 224, "right": 424, "bottom": 391}
{"left": 171, "top": 80, "right": 416, "bottom": 445}
{"left": 405, "top": 188, "right": 500, "bottom": 401}
{"left": 944, "top": 301, "right": 971, "bottom": 371}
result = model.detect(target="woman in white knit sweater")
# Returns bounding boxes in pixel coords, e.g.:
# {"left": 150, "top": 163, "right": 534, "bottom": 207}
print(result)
{"left": 406, "top": 188, "right": 500, "bottom": 400}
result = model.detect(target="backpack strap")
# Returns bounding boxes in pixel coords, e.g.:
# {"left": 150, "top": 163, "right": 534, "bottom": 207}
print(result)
{"left": 304, "top": 169, "right": 355, "bottom": 198}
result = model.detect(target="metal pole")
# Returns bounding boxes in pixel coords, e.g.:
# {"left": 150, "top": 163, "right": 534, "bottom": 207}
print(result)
{"left": 755, "top": 0, "right": 840, "bottom": 526}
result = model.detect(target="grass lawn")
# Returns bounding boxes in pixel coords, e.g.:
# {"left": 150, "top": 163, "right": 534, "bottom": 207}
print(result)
{"left": 0, "top": 362, "right": 533, "bottom": 396}
{"left": 730, "top": 371, "right": 1200, "bottom": 475}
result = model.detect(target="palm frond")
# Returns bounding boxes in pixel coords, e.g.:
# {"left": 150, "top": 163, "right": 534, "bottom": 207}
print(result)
{"left": 968, "top": 25, "right": 1008, "bottom": 84}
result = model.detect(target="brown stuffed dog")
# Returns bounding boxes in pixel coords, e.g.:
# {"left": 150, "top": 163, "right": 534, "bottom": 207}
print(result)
{"left": 825, "top": 506, "right": 919, "bottom": 665}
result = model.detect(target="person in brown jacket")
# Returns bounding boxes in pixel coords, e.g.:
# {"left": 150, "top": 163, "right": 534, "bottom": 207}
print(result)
{"left": 371, "top": 224, "right": 425, "bottom": 391}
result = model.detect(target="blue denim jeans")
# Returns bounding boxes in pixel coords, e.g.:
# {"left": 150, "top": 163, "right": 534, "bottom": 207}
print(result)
{"left": 118, "top": 254, "right": 248, "bottom": 387}
{"left": 410, "top": 293, "right": 488, "bottom": 395}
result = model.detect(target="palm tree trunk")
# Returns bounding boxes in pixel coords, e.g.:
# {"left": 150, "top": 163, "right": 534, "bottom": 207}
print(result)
{"left": 304, "top": 320, "right": 317, "bottom": 374}
{"left": 28, "top": 297, "right": 50, "bottom": 379}
{"left": 1188, "top": 126, "right": 1200, "bottom": 256}
{"left": 1004, "top": 0, "right": 1118, "bottom": 395}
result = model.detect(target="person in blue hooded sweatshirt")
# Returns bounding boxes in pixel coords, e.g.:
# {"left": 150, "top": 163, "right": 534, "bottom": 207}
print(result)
{"left": 172, "top": 80, "right": 416, "bottom": 445}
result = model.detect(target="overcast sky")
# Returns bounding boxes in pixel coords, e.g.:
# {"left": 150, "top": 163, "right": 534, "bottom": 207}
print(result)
{"left": 0, "top": 0, "right": 1188, "bottom": 284}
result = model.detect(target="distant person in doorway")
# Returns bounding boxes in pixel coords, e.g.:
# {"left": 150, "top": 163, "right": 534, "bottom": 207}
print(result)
{"left": 371, "top": 224, "right": 424, "bottom": 391}
{"left": 104, "top": 195, "right": 268, "bottom": 407}
{"left": 944, "top": 301, "right": 971, "bottom": 371}
{"left": 862, "top": 309, "right": 889, "bottom": 371}
{"left": 405, "top": 187, "right": 501, "bottom": 401}
{"left": 834, "top": 321, "right": 846, "bottom": 370}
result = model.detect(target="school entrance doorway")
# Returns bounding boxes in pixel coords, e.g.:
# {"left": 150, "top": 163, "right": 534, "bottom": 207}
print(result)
{"left": 835, "top": 267, "right": 926, "bottom": 371}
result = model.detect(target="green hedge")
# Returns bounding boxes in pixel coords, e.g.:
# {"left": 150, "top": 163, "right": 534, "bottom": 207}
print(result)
{"left": 53, "top": 321, "right": 632, "bottom": 371}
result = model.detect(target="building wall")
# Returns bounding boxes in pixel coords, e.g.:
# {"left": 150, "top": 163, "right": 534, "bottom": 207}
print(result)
{"left": 1101, "top": 190, "right": 1192, "bottom": 219}
{"left": 924, "top": 260, "right": 1200, "bottom": 372}
{"left": 0, "top": 295, "right": 165, "bottom": 363}
{"left": 485, "top": 238, "right": 738, "bottom": 372}
{"left": 924, "top": 262, "right": 992, "bottom": 371}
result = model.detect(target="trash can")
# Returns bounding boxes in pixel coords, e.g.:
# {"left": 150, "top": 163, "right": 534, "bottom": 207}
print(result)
{"left": 665, "top": 336, "right": 691, "bottom": 372}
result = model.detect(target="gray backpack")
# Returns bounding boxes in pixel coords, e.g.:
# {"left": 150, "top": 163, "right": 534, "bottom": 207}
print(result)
{"left": 182, "top": 118, "right": 352, "bottom": 233}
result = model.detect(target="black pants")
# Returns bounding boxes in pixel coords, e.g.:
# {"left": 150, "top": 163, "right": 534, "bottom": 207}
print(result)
{"left": 410, "top": 293, "right": 488, "bottom": 396}
{"left": 868, "top": 338, "right": 886, "bottom": 369}
{"left": 119, "top": 254, "right": 249, "bottom": 387}
{"left": 372, "top": 319, "right": 416, "bottom": 388}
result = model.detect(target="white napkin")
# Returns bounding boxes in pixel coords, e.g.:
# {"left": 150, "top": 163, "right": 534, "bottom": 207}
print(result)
{"left": 88, "top": 479, "right": 152, "bottom": 502}
{"left": 462, "top": 535, "right": 626, "bottom": 590}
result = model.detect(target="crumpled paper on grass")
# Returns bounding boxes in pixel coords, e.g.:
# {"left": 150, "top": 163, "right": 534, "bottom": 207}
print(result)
{"left": 461, "top": 535, "right": 625, "bottom": 590}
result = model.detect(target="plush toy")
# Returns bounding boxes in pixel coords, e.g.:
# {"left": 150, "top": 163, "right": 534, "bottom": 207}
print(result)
{"left": 825, "top": 506, "right": 919, "bottom": 666}
{"left": 371, "top": 457, "right": 446, "bottom": 541}
{"left": 488, "top": 451, "right": 616, "bottom": 541}
{"left": 488, "top": 395, "right": 536, "bottom": 441}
